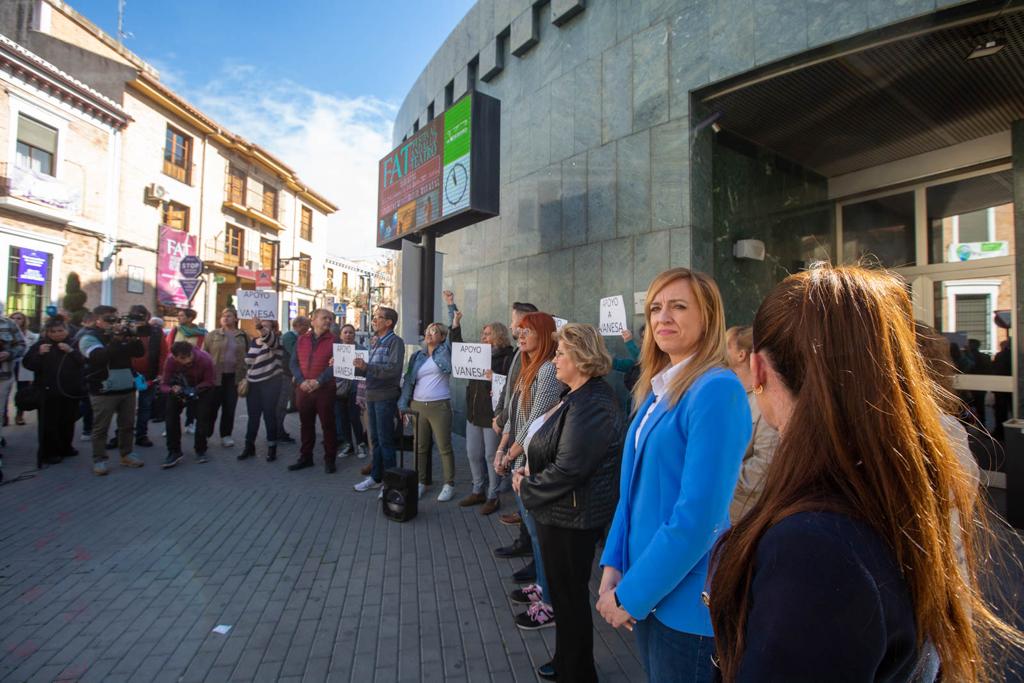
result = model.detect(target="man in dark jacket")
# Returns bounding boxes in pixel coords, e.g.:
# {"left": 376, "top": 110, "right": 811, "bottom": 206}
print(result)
{"left": 106, "top": 305, "right": 164, "bottom": 449}
{"left": 289, "top": 309, "right": 338, "bottom": 473}
{"left": 160, "top": 341, "right": 216, "bottom": 468}
{"left": 22, "top": 316, "right": 84, "bottom": 467}
{"left": 78, "top": 305, "right": 145, "bottom": 476}
{"left": 352, "top": 307, "right": 404, "bottom": 492}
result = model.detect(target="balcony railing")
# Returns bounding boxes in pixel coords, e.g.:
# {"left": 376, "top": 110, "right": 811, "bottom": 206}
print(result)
{"left": 0, "top": 162, "right": 81, "bottom": 214}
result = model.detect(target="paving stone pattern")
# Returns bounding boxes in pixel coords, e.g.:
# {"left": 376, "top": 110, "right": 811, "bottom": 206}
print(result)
{"left": 0, "top": 411, "right": 642, "bottom": 682}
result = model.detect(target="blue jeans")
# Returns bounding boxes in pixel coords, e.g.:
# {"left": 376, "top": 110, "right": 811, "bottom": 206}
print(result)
{"left": 516, "top": 494, "right": 551, "bottom": 601}
{"left": 334, "top": 393, "right": 366, "bottom": 447}
{"left": 367, "top": 398, "right": 397, "bottom": 482}
{"left": 634, "top": 617, "right": 716, "bottom": 683}
{"left": 135, "top": 385, "right": 156, "bottom": 439}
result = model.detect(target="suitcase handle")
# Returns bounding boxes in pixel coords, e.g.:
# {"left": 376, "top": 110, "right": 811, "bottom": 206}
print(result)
{"left": 398, "top": 409, "right": 419, "bottom": 470}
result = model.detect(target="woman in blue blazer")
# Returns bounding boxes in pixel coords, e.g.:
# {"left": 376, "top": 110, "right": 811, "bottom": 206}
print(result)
{"left": 596, "top": 268, "right": 751, "bottom": 683}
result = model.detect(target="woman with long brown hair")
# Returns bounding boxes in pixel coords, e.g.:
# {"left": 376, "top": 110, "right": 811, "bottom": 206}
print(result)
{"left": 596, "top": 268, "right": 751, "bottom": 682}
{"left": 710, "top": 265, "right": 1022, "bottom": 681}
{"left": 495, "top": 311, "right": 564, "bottom": 630}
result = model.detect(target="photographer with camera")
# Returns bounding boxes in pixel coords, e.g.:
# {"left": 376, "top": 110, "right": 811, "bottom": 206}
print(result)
{"left": 78, "top": 305, "right": 145, "bottom": 476}
{"left": 159, "top": 341, "right": 215, "bottom": 469}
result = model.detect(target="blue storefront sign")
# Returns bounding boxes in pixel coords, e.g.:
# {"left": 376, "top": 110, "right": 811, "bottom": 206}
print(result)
{"left": 17, "top": 249, "right": 49, "bottom": 286}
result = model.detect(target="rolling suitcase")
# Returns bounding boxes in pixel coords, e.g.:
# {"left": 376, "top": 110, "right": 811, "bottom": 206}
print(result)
{"left": 382, "top": 410, "right": 418, "bottom": 522}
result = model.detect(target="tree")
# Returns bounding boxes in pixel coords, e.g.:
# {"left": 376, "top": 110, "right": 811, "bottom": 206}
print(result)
{"left": 63, "top": 272, "right": 88, "bottom": 325}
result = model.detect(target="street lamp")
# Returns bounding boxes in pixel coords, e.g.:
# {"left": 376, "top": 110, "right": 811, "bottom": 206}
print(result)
{"left": 274, "top": 245, "right": 310, "bottom": 322}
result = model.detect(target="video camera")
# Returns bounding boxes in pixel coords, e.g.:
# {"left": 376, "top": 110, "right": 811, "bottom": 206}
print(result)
{"left": 109, "top": 313, "right": 146, "bottom": 337}
{"left": 170, "top": 374, "right": 199, "bottom": 403}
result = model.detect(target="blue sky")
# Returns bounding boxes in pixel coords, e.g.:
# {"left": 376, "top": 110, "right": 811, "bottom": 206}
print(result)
{"left": 68, "top": 0, "right": 477, "bottom": 258}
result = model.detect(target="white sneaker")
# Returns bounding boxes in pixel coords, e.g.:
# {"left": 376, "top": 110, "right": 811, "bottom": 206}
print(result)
{"left": 378, "top": 489, "right": 384, "bottom": 500}
{"left": 337, "top": 445, "right": 352, "bottom": 458}
{"left": 221, "top": 436, "right": 235, "bottom": 448}
{"left": 354, "top": 476, "right": 382, "bottom": 492}
{"left": 356, "top": 444, "right": 368, "bottom": 459}
{"left": 185, "top": 424, "right": 196, "bottom": 435}
{"left": 437, "top": 484, "right": 455, "bottom": 502}
{"left": 80, "top": 434, "right": 92, "bottom": 442}
{"left": 418, "top": 483, "right": 426, "bottom": 499}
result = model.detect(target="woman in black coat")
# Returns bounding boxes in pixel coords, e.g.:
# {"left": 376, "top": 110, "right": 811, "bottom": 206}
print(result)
{"left": 514, "top": 323, "right": 623, "bottom": 683}
{"left": 446, "top": 292, "right": 516, "bottom": 514}
{"left": 22, "top": 316, "right": 85, "bottom": 467}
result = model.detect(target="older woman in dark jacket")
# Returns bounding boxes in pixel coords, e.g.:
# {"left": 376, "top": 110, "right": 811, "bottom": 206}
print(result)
{"left": 514, "top": 323, "right": 623, "bottom": 683}
{"left": 22, "top": 316, "right": 85, "bottom": 467}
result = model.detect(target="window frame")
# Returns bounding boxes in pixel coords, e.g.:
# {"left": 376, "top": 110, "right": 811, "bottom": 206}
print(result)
{"left": 260, "top": 239, "right": 276, "bottom": 272}
{"left": 261, "top": 185, "right": 278, "bottom": 219}
{"left": 300, "top": 205, "right": 313, "bottom": 241}
{"left": 298, "top": 253, "right": 311, "bottom": 289}
{"left": 224, "top": 224, "right": 244, "bottom": 267}
{"left": 162, "top": 201, "right": 190, "bottom": 232}
{"left": 228, "top": 166, "right": 246, "bottom": 206}
{"left": 163, "top": 125, "right": 192, "bottom": 184}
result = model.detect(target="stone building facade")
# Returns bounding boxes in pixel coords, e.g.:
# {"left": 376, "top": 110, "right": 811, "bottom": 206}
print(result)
{"left": 394, "top": 0, "right": 1024, "bottom": 424}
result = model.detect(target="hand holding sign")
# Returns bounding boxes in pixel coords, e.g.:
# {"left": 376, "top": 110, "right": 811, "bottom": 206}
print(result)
{"left": 599, "top": 295, "right": 628, "bottom": 336}
{"left": 491, "top": 373, "right": 507, "bottom": 411}
{"left": 334, "top": 344, "right": 368, "bottom": 381}
{"left": 453, "top": 342, "right": 491, "bottom": 380}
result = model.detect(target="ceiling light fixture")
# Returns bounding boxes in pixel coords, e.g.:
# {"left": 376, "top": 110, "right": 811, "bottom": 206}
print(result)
{"left": 967, "top": 31, "right": 1007, "bottom": 59}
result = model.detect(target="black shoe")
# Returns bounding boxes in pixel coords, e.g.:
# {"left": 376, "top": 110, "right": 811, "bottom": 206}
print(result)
{"left": 512, "top": 561, "right": 537, "bottom": 584}
{"left": 195, "top": 451, "right": 208, "bottom": 464}
{"left": 278, "top": 432, "right": 295, "bottom": 443}
{"left": 266, "top": 445, "right": 277, "bottom": 462}
{"left": 65, "top": 448, "right": 79, "bottom": 457}
{"left": 105, "top": 437, "right": 118, "bottom": 450}
{"left": 287, "top": 459, "right": 313, "bottom": 471}
{"left": 135, "top": 436, "right": 154, "bottom": 447}
{"left": 237, "top": 443, "right": 256, "bottom": 460}
{"left": 325, "top": 461, "right": 337, "bottom": 474}
{"left": 494, "top": 540, "right": 532, "bottom": 559}
{"left": 537, "top": 662, "right": 557, "bottom": 681}
{"left": 162, "top": 452, "right": 183, "bottom": 469}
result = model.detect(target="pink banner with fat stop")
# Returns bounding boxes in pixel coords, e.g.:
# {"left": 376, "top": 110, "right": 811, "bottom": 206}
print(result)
{"left": 157, "top": 226, "right": 198, "bottom": 306}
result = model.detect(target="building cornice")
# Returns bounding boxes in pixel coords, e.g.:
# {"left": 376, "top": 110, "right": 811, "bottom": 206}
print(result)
{"left": 0, "top": 32, "right": 130, "bottom": 129}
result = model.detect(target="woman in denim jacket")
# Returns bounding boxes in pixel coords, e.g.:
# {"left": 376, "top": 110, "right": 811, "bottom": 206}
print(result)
{"left": 398, "top": 317, "right": 456, "bottom": 502}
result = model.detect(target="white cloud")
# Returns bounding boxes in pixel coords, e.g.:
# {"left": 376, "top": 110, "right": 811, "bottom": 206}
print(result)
{"left": 184, "top": 64, "right": 396, "bottom": 260}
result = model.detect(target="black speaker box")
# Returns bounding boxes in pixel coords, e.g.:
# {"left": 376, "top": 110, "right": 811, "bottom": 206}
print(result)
{"left": 382, "top": 467, "right": 418, "bottom": 522}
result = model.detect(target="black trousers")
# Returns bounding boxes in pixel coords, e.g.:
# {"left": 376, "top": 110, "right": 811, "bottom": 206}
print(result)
{"left": 209, "top": 373, "right": 238, "bottom": 438}
{"left": 166, "top": 390, "right": 213, "bottom": 454}
{"left": 38, "top": 395, "right": 78, "bottom": 465}
{"left": 535, "top": 522, "right": 603, "bottom": 683}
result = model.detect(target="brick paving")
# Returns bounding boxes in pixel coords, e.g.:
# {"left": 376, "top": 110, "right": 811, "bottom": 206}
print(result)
{"left": 0, "top": 409, "right": 642, "bottom": 682}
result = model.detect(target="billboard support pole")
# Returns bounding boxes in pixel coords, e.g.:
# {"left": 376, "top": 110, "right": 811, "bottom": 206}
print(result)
{"left": 420, "top": 232, "right": 436, "bottom": 338}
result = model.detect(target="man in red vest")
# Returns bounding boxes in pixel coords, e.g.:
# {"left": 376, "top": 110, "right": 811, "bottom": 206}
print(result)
{"left": 288, "top": 309, "right": 338, "bottom": 473}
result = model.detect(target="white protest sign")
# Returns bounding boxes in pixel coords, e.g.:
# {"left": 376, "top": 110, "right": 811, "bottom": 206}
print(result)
{"left": 353, "top": 351, "right": 368, "bottom": 381}
{"left": 598, "top": 295, "right": 628, "bottom": 336}
{"left": 235, "top": 289, "right": 278, "bottom": 321}
{"left": 452, "top": 342, "right": 492, "bottom": 380}
{"left": 333, "top": 344, "right": 368, "bottom": 381}
{"left": 491, "top": 373, "right": 507, "bottom": 411}
{"left": 633, "top": 291, "right": 647, "bottom": 314}
{"left": 553, "top": 316, "right": 568, "bottom": 331}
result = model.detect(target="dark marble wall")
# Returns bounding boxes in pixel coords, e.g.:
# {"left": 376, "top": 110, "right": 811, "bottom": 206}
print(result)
{"left": 710, "top": 132, "right": 834, "bottom": 328}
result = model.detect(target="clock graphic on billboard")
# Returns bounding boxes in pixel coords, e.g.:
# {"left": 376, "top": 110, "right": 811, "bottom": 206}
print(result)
{"left": 442, "top": 156, "right": 471, "bottom": 217}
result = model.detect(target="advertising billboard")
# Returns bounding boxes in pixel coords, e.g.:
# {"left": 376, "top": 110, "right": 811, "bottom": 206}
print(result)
{"left": 377, "top": 92, "right": 499, "bottom": 249}
{"left": 157, "top": 226, "right": 199, "bottom": 307}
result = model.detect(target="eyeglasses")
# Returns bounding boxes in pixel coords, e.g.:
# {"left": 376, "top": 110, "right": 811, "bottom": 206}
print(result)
{"left": 519, "top": 328, "right": 533, "bottom": 338}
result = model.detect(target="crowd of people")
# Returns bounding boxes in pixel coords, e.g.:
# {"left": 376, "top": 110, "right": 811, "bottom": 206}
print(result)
{"left": 2, "top": 261, "right": 1023, "bottom": 681}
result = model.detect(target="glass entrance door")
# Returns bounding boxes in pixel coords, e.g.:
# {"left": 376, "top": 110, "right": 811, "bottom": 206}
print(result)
{"left": 836, "top": 165, "right": 1016, "bottom": 444}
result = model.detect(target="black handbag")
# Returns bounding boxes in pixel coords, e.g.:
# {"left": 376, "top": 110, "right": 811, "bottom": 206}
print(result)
{"left": 14, "top": 383, "right": 43, "bottom": 411}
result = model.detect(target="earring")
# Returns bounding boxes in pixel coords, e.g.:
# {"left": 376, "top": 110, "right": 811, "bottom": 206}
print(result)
{"left": 753, "top": 384, "right": 764, "bottom": 395}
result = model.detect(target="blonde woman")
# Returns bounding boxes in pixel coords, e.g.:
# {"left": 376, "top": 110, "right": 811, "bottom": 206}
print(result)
{"left": 398, "top": 320, "right": 456, "bottom": 502}
{"left": 596, "top": 268, "right": 751, "bottom": 682}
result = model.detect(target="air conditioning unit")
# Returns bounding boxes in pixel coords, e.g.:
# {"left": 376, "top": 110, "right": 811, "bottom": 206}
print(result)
{"left": 145, "top": 183, "right": 168, "bottom": 203}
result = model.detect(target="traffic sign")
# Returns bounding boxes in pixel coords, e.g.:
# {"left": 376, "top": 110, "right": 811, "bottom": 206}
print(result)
{"left": 180, "top": 278, "right": 202, "bottom": 302}
{"left": 255, "top": 270, "right": 274, "bottom": 289}
{"left": 179, "top": 255, "right": 203, "bottom": 279}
